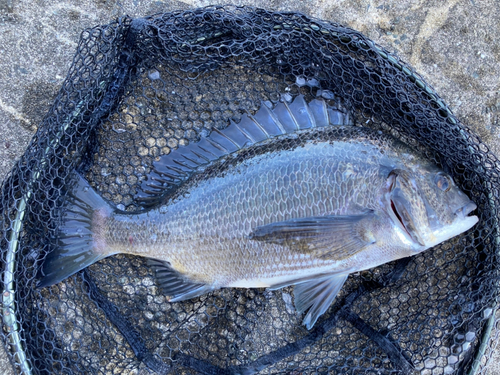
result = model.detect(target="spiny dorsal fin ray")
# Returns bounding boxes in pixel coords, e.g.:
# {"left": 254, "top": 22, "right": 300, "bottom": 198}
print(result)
{"left": 308, "top": 98, "right": 328, "bottom": 127}
{"left": 258, "top": 104, "right": 287, "bottom": 134}
{"left": 137, "top": 95, "right": 352, "bottom": 206}
{"left": 222, "top": 121, "right": 254, "bottom": 147}
{"left": 286, "top": 95, "right": 315, "bottom": 129}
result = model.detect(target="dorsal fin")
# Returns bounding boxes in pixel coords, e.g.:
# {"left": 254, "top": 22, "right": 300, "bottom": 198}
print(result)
{"left": 136, "top": 95, "right": 352, "bottom": 206}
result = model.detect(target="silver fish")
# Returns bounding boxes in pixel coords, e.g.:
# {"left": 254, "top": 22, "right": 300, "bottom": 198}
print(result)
{"left": 38, "top": 95, "right": 478, "bottom": 329}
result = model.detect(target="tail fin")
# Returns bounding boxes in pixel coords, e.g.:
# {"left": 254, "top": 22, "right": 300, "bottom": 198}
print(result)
{"left": 37, "top": 173, "right": 114, "bottom": 288}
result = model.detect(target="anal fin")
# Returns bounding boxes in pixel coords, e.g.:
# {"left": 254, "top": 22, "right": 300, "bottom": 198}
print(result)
{"left": 148, "top": 259, "right": 214, "bottom": 302}
{"left": 294, "top": 274, "right": 349, "bottom": 329}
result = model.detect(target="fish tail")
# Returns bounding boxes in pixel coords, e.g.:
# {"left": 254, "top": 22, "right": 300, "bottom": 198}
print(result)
{"left": 37, "top": 173, "right": 115, "bottom": 288}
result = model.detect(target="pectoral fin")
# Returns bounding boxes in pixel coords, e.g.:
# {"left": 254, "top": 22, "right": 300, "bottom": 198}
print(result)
{"left": 294, "top": 274, "right": 349, "bottom": 329}
{"left": 249, "top": 213, "right": 376, "bottom": 260}
{"left": 148, "top": 259, "right": 215, "bottom": 302}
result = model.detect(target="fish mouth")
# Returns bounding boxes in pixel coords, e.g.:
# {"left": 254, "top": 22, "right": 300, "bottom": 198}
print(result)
{"left": 455, "top": 201, "right": 477, "bottom": 219}
{"left": 390, "top": 198, "right": 425, "bottom": 247}
{"left": 452, "top": 201, "right": 479, "bottom": 235}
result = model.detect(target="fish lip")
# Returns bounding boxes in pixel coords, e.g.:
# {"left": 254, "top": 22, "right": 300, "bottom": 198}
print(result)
{"left": 425, "top": 214, "right": 478, "bottom": 249}
{"left": 456, "top": 201, "right": 477, "bottom": 219}
{"left": 459, "top": 214, "right": 479, "bottom": 231}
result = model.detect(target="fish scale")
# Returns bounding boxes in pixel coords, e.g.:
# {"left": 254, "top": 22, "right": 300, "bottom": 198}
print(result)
{"left": 38, "top": 96, "right": 478, "bottom": 329}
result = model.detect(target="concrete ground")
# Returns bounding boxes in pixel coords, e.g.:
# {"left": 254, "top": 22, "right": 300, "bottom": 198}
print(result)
{"left": 0, "top": 0, "right": 499, "bottom": 374}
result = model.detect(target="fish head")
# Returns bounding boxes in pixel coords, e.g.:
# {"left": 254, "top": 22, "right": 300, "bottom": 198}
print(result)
{"left": 385, "top": 166, "right": 478, "bottom": 252}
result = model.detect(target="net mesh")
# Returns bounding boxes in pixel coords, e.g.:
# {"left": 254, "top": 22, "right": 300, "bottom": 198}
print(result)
{"left": 1, "top": 6, "right": 499, "bottom": 375}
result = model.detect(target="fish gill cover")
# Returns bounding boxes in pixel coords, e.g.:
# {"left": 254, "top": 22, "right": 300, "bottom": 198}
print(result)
{"left": 0, "top": 5, "right": 499, "bottom": 375}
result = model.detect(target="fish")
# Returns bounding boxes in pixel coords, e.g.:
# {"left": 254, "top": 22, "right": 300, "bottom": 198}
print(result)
{"left": 38, "top": 95, "right": 478, "bottom": 329}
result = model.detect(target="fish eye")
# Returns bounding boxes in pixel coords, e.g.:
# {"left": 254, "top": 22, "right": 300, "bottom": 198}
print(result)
{"left": 435, "top": 173, "right": 451, "bottom": 192}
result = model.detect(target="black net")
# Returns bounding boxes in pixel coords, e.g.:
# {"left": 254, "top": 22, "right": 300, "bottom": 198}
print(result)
{"left": 1, "top": 5, "right": 499, "bottom": 375}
